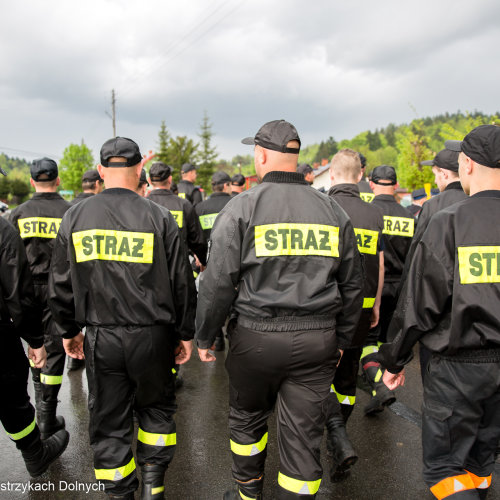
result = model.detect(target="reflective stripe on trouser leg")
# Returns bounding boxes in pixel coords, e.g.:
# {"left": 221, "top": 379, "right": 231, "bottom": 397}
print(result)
{"left": 278, "top": 472, "right": 321, "bottom": 496}
{"left": 330, "top": 385, "right": 355, "bottom": 406}
{"left": 230, "top": 432, "right": 268, "bottom": 456}
{"left": 95, "top": 457, "right": 136, "bottom": 482}
{"left": 465, "top": 471, "right": 492, "bottom": 490}
{"left": 137, "top": 426, "right": 177, "bottom": 466}
{"left": 430, "top": 473, "right": 476, "bottom": 499}
{"left": 6, "top": 418, "right": 36, "bottom": 441}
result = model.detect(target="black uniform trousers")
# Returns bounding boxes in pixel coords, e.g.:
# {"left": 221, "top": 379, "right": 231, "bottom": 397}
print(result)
{"left": 31, "top": 282, "right": 66, "bottom": 404}
{"left": 84, "top": 325, "right": 177, "bottom": 496}
{"left": 1, "top": 327, "right": 40, "bottom": 450}
{"left": 226, "top": 321, "right": 339, "bottom": 499}
{"left": 423, "top": 353, "right": 500, "bottom": 499}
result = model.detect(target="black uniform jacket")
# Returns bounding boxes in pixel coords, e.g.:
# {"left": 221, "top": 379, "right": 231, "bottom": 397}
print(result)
{"left": 195, "top": 171, "right": 364, "bottom": 349}
{"left": 48, "top": 188, "right": 197, "bottom": 341}
{"left": 328, "top": 184, "right": 384, "bottom": 343}
{"left": 358, "top": 179, "right": 374, "bottom": 203}
{"left": 70, "top": 192, "right": 94, "bottom": 206}
{"left": 0, "top": 217, "right": 43, "bottom": 348}
{"left": 148, "top": 188, "right": 207, "bottom": 266}
{"left": 177, "top": 180, "right": 202, "bottom": 207}
{"left": 379, "top": 191, "right": 500, "bottom": 373}
{"left": 10, "top": 192, "right": 70, "bottom": 282}
{"left": 195, "top": 192, "right": 233, "bottom": 241}
{"left": 372, "top": 194, "right": 415, "bottom": 283}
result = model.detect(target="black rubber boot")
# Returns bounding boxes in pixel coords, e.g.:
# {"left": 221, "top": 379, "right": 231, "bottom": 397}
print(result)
{"left": 223, "top": 476, "right": 264, "bottom": 500}
{"left": 38, "top": 401, "right": 65, "bottom": 440}
{"left": 107, "top": 494, "right": 135, "bottom": 500}
{"left": 326, "top": 422, "right": 357, "bottom": 482}
{"left": 21, "top": 428, "right": 69, "bottom": 478}
{"left": 66, "top": 356, "right": 85, "bottom": 372}
{"left": 364, "top": 394, "right": 384, "bottom": 416}
{"left": 141, "top": 464, "right": 166, "bottom": 499}
{"left": 477, "top": 489, "right": 488, "bottom": 500}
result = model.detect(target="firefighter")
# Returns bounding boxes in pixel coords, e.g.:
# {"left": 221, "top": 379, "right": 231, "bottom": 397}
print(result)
{"left": 361, "top": 165, "right": 415, "bottom": 415}
{"left": 70, "top": 170, "right": 104, "bottom": 206}
{"left": 10, "top": 158, "right": 71, "bottom": 438}
{"left": 407, "top": 188, "right": 427, "bottom": 218}
{"left": 326, "top": 148, "right": 384, "bottom": 481}
{"left": 177, "top": 163, "right": 202, "bottom": 206}
{"left": 0, "top": 199, "right": 70, "bottom": 478}
{"left": 231, "top": 173, "right": 246, "bottom": 197}
{"left": 48, "top": 137, "right": 197, "bottom": 500}
{"left": 357, "top": 153, "right": 374, "bottom": 203}
{"left": 380, "top": 124, "right": 500, "bottom": 500}
{"left": 136, "top": 168, "right": 149, "bottom": 197}
{"left": 195, "top": 171, "right": 234, "bottom": 351}
{"left": 297, "top": 163, "right": 315, "bottom": 185}
{"left": 195, "top": 120, "right": 364, "bottom": 499}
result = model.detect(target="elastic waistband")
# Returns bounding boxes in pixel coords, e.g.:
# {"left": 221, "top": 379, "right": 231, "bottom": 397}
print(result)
{"left": 237, "top": 315, "right": 335, "bottom": 333}
{"left": 438, "top": 347, "right": 500, "bottom": 363}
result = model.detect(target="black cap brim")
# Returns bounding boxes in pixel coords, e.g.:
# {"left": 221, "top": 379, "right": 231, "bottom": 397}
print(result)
{"left": 445, "top": 140, "right": 462, "bottom": 152}
{"left": 241, "top": 137, "right": 255, "bottom": 145}
{"left": 419, "top": 160, "right": 434, "bottom": 166}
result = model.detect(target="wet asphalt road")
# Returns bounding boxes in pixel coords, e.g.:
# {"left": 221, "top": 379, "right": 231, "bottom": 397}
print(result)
{"left": 1, "top": 347, "right": 499, "bottom": 500}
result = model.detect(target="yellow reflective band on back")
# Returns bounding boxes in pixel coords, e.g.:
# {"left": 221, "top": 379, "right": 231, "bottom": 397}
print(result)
{"left": 360, "top": 193, "right": 375, "bottom": 203}
{"left": 331, "top": 385, "right": 356, "bottom": 405}
{"left": 458, "top": 246, "right": 500, "bottom": 284}
{"left": 354, "top": 228, "right": 378, "bottom": 255}
{"left": 361, "top": 345, "right": 378, "bottom": 359}
{"left": 40, "top": 374, "right": 63, "bottom": 385}
{"left": 278, "top": 473, "right": 321, "bottom": 495}
{"left": 170, "top": 210, "right": 184, "bottom": 228}
{"left": 7, "top": 418, "right": 36, "bottom": 441}
{"left": 72, "top": 229, "right": 154, "bottom": 264}
{"left": 363, "top": 297, "right": 376, "bottom": 309}
{"left": 374, "top": 369, "right": 383, "bottom": 382}
{"left": 95, "top": 457, "right": 136, "bottom": 481}
{"left": 254, "top": 223, "right": 339, "bottom": 258}
{"left": 18, "top": 217, "right": 62, "bottom": 239}
{"left": 383, "top": 216, "right": 414, "bottom": 237}
{"left": 152, "top": 486, "right": 165, "bottom": 495}
{"left": 230, "top": 432, "right": 268, "bottom": 456}
{"left": 199, "top": 213, "right": 218, "bottom": 230}
{"left": 137, "top": 428, "right": 176, "bottom": 447}
{"left": 178, "top": 193, "right": 186, "bottom": 199}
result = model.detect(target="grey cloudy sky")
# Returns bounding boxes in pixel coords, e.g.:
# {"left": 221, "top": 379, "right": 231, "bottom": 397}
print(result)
{"left": 0, "top": 0, "right": 499, "bottom": 163}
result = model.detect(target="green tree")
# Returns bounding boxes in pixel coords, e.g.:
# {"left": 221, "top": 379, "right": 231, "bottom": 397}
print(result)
{"left": 168, "top": 136, "right": 199, "bottom": 176}
{"left": 156, "top": 120, "right": 171, "bottom": 164}
{"left": 10, "top": 178, "right": 31, "bottom": 204}
{"left": 196, "top": 111, "right": 218, "bottom": 193}
{"left": 59, "top": 142, "right": 95, "bottom": 194}
{"left": 314, "top": 136, "right": 338, "bottom": 163}
{"left": 0, "top": 177, "right": 10, "bottom": 200}
{"left": 366, "top": 130, "right": 383, "bottom": 151}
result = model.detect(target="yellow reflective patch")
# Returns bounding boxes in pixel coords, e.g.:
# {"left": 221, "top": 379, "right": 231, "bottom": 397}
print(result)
{"left": 199, "top": 213, "right": 218, "bottom": 230}
{"left": 170, "top": 210, "right": 184, "bottom": 228}
{"left": 18, "top": 217, "right": 62, "bottom": 239}
{"left": 72, "top": 229, "right": 154, "bottom": 264}
{"left": 383, "top": 216, "right": 414, "bottom": 237}
{"left": 239, "top": 490, "right": 255, "bottom": 500}
{"left": 361, "top": 345, "right": 378, "bottom": 359}
{"left": 152, "top": 486, "right": 165, "bottom": 495}
{"left": 254, "top": 223, "right": 339, "bottom": 257}
{"left": 354, "top": 228, "right": 378, "bottom": 255}
{"left": 363, "top": 297, "right": 376, "bottom": 309}
{"left": 137, "top": 428, "right": 176, "bottom": 447}
{"left": 374, "top": 369, "right": 383, "bottom": 382}
{"left": 360, "top": 193, "right": 374, "bottom": 203}
{"left": 458, "top": 246, "right": 500, "bottom": 284}
{"left": 95, "top": 457, "right": 136, "bottom": 481}
{"left": 40, "top": 374, "right": 63, "bottom": 385}
{"left": 331, "top": 385, "right": 356, "bottom": 405}
{"left": 178, "top": 192, "right": 186, "bottom": 199}
{"left": 278, "top": 473, "right": 321, "bottom": 495}
{"left": 7, "top": 418, "right": 36, "bottom": 441}
{"left": 230, "top": 432, "right": 268, "bottom": 456}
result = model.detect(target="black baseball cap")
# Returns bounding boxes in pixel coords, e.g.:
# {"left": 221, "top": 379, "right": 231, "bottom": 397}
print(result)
{"left": 358, "top": 152, "right": 367, "bottom": 168}
{"left": 31, "top": 158, "right": 58, "bottom": 182}
{"left": 371, "top": 165, "right": 397, "bottom": 185}
{"left": 231, "top": 173, "right": 245, "bottom": 186}
{"left": 445, "top": 125, "right": 500, "bottom": 169}
{"left": 242, "top": 120, "right": 301, "bottom": 154}
{"left": 420, "top": 149, "right": 459, "bottom": 172}
{"left": 181, "top": 163, "right": 197, "bottom": 174}
{"left": 297, "top": 163, "right": 313, "bottom": 176}
{"left": 139, "top": 168, "right": 149, "bottom": 186}
{"left": 412, "top": 188, "right": 427, "bottom": 200}
{"left": 212, "top": 171, "right": 231, "bottom": 185}
{"left": 82, "top": 169, "right": 103, "bottom": 183}
{"left": 149, "top": 162, "right": 172, "bottom": 181}
{"left": 431, "top": 188, "right": 440, "bottom": 196}
{"left": 100, "top": 137, "right": 142, "bottom": 167}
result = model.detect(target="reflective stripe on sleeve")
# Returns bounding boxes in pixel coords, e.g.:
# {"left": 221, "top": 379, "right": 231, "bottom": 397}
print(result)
{"left": 6, "top": 418, "right": 36, "bottom": 441}
{"left": 230, "top": 432, "right": 268, "bottom": 456}
{"left": 330, "top": 385, "right": 356, "bottom": 405}
{"left": 374, "top": 369, "right": 383, "bottom": 383}
{"left": 430, "top": 473, "right": 476, "bottom": 499}
{"left": 277, "top": 472, "right": 321, "bottom": 495}
{"left": 40, "top": 374, "right": 63, "bottom": 385}
{"left": 137, "top": 428, "right": 176, "bottom": 447}
{"left": 94, "top": 457, "right": 136, "bottom": 481}
{"left": 362, "top": 297, "right": 376, "bottom": 309}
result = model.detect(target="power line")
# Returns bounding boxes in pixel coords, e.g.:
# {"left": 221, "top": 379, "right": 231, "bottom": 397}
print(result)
{"left": 0, "top": 146, "right": 61, "bottom": 160}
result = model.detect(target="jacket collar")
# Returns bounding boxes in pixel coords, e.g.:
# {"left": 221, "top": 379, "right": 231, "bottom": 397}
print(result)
{"left": 32, "top": 192, "right": 64, "bottom": 200}
{"left": 328, "top": 183, "right": 361, "bottom": 198}
{"left": 262, "top": 171, "right": 308, "bottom": 185}
{"left": 444, "top": 181, "right": 463, "bottom": 192}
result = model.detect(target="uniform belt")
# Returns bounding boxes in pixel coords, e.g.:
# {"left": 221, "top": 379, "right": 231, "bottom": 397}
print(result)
{"left": 237, "top": 314, "right": 335, "bottom": 333}
{"left": 437, "top": 347, "right": 500, "bottom": 363}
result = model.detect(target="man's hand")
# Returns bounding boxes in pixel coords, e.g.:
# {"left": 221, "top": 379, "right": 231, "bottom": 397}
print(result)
{"left": 28, "top": 345, "right": 47, "bottom": 369}
{"left": 175, "top": 340, "right": 193, "bottom": 365}
{"left": 63, "top": 332, "right": 85, "bottom": 360}
{"left": 198, "top": 348, "right": 216, "bottom": 363}
{"left": 370, "top": 305, "right": 380, "bottom": 329}
{"left": 382, "top": 368, "right": 405, "bottom": 390}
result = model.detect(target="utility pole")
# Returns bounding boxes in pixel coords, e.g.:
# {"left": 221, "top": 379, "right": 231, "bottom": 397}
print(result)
{"left": 111, "top": 89, "right": 116, "bottom": 137}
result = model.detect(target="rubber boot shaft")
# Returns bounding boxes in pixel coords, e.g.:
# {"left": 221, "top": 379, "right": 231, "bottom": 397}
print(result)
{"left": 38, "top": 400, "right": 65, "bottom": 440}
{"left": 141, "top": 464, "right": 166, "bottom": 499}
{"left": 224, "top": 476, "right": 264, "bottom": 500}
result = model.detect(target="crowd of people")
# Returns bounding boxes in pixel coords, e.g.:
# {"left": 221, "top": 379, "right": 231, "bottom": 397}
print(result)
{"left": 0, "top": 121, "right": 499, "bottom": 500}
